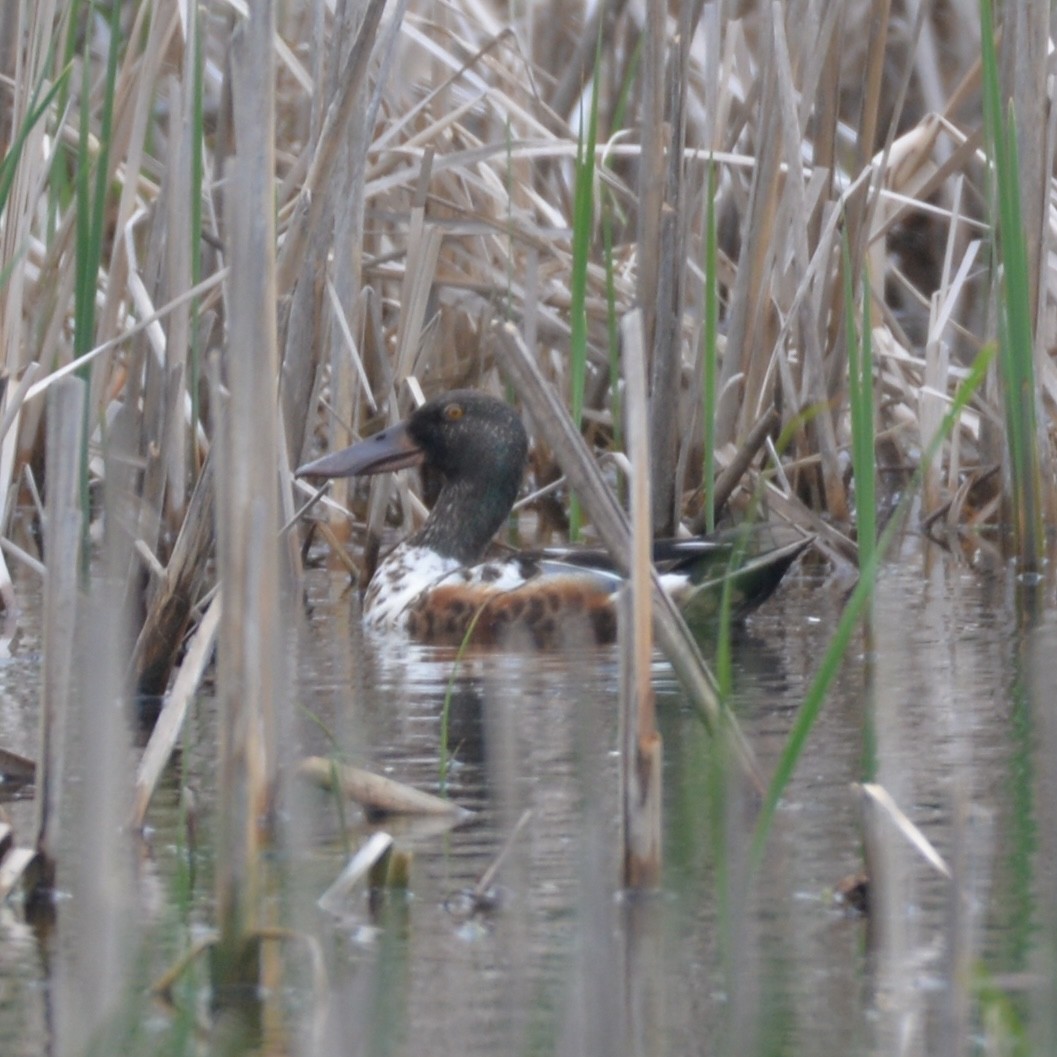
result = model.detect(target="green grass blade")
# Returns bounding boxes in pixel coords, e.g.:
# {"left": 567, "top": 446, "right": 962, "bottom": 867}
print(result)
{"left": 603, "top": 198, "right": 622, "bottom": 452}
{"left": 843, "top": 234, "right": 876, "bottom": 565}
{"left": 0, "top": 64, "right": 69, "bottom": 218}
{"left": 567, "top": 24, "right": 603, "bottom": 539}
{"left": 843, "top": 234, "right": 878, "bottom": 785}
{"left": 701, "top": 158, "right": 719, "bottom": 533}
{"left": 714, "top": 523, "right": 751, "bottom": 702}
{"left": 74, "top": 0, "right": 123, "bottom": 361}
{"left": 189, "top": 7, "right": 206, "bottom": 446}
{"left": 979, "top": 0, "right": 1043, "bottom": 568}
{"left": 0, "top": 59, "right": 69, "bottom": 291}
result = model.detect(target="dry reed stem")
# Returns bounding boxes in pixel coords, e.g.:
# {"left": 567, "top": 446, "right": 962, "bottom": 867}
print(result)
{"left": 0, "top": 2, "right": 1053, "bottom": 773}
{"left": 317, "top": 832, "right": 395, "bottom": 912}
{"left": 35, "top": 378, "right": 84, "bottom": 883}
{"left": 213, "top": 2, "right": 285, "bottom": 995}
{"left": 298, "top": 756, "right": 470, "bottom": 818}
{"left": 64, "top": 394, "right": 140, "bottom": 1049}
{"left": 622, "top": 310, "right": 653, "bottom": 743}
{"left": 620, "top": 308, "right": 661, "bottom": 887}
{"left": 858, "top": 782, "right": 951, "bottom": 879}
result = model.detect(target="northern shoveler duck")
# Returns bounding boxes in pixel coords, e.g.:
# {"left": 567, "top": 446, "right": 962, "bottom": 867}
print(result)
{"left": 297, "top": 390, "right": 811, "bottom": 647}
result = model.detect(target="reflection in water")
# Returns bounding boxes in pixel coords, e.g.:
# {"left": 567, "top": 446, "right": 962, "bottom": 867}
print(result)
{"left": 1, "top": 548, "right": 1055, "bottom": 1056}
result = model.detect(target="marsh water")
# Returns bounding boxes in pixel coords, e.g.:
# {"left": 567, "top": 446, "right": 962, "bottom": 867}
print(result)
{"left": 0, "top": 536, "right": 1055, "bottom": 1056}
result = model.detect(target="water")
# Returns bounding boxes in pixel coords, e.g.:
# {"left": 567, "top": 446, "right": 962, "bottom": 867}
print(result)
{"left": 0, "top": 543, "right": 1053, "bottom": 1056}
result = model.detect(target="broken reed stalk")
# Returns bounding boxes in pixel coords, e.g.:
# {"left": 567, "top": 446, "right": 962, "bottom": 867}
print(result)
{"left": 317, "top": 832, "right": 395, "bottom": 912}
{"left": 33, "top": 376, "right": 85, "bottom": 898}
{"left": 127, "top": 450, "right": 216, "bottom": 698}
{"left": 64, "top": 390, "right": 139, "bottom": 1051}
{"left": 131, "top": 592, "right": 222, "bottom": 830}
{"left": 298, "top": 756, "right": 470, "bottom": 819}
{"left": 620, "top": 309, "right": 661, "bottom": 888}
{"left": 212, "top": 4, "right": 285, "bottom": 1003}
{"left": 979, "top": 0, "right": 1045, "bottom": 569}
{"left": 691, "top": 405, "right": 780, "bottom": 534}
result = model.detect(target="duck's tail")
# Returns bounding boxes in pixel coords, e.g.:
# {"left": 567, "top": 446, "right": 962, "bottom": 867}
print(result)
{"left": 669, "top": 532, "right": 814, "bottom": 621}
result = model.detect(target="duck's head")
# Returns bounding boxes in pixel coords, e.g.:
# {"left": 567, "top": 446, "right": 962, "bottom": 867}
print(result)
{"left": 297, "top": 390, "right": 529, "bottom": 563}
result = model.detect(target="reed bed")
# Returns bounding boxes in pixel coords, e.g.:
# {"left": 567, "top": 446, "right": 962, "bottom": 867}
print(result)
{"left": 2, "top": 0, "right": 1057, "bottom": 1051}
{"left": 0, "top": 8, "right": 1036, "bottom": 548}
{"left": 3, "top": 3, "right": 1050, "bottom": 589}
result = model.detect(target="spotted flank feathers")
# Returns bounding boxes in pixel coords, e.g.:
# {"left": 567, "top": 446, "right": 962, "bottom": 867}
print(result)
{"left": 362, "top": 543, "right": 621, "bottom": 647}
{"left": 297, "top": 389, "right": 812, "bottom": 647}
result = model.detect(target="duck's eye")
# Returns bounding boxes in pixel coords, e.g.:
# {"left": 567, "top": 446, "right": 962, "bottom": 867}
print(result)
{"left": 444, "top": 403, "right": 464, "bottom": 422}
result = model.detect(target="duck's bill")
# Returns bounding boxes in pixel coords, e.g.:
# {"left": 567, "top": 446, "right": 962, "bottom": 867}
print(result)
{"left": 296, "top": 421, "right": 425, "bottom": 480}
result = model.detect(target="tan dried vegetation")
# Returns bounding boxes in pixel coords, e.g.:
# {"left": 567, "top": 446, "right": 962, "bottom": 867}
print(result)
{"left": 0, "top": 0, "right": 1054, "bottom": 637}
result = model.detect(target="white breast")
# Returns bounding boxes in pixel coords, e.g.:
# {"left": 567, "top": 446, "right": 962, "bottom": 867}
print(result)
{"left": 364, "top": 543, "right": 568, "bottom": 631}
{"left": 363, "top": 543, "right": 462, "bottom": 630}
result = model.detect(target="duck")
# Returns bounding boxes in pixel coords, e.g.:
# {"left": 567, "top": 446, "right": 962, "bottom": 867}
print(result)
{"left": 296, "top": 389, "right": 811, "bottom": 647}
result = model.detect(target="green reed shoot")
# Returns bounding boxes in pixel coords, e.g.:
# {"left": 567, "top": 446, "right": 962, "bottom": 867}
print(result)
{"left": 73, "top": 0, "right": 122, "bottom": 364}
{"left": 843, "top": 245, "right": 878, "bottom": 784}
{"left": 0, "top": 62, "right": 67, "bottom": 215}
{"left": 714, "top": 525, "right": 747, "bottom": 703}
{"left": 189, "top": 8, "right": 206, "bottom": 446}
{"left": 48, "top": 8, "right": 80, "bottom": 226}
{"left": 73, "top": 0, "right": 123, "bottom": 563}
{"left": 979, "top": 0, "right": 1044, "bottom": 569}
{"left": 975, "top": 978, "right": 1030, "bottom": 1057}
{"left": 701, "top": 159, "right": 719, "bottom": 534}
{"left": 0, "top": 65, "right": 69, "bottom": 289}
{"left": 439, "top": 601, "right": 491, "bottom": 792}
{"left": 602, "top": 197, "right": 623, "bottom": 452}
{"left": 843, "top": 236, "right": 876, "bottom": 568}
{"left": 567, "top": 25, "right": 603, "bottom": 539}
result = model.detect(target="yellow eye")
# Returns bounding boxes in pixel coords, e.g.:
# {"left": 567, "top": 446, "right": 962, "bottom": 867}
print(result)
{"left": 444, "top": 403, "right": 464, "bottom": 421}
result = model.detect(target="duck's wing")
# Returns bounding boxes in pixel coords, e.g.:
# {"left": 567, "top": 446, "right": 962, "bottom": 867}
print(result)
{"left": 527, "top": 527, "right": 812, "bottom": 575}
{"left": 529, "top": 536, "right": 731, "bottom": 575}
{"left": 676, "top": 535, "right": 814, "bottom": 620}
{"left": 520, "top": 530, "right": 813, "bottom": 618}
